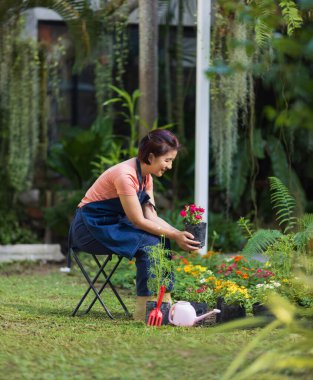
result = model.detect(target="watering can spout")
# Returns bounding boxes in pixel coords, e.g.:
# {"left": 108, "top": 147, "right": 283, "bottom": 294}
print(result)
{"left": 194, "top": 308, "right": 221, "bottom": 323}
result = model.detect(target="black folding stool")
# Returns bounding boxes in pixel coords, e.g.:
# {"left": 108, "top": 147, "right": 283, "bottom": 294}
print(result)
{"left": 69, "top": 248, "right": 131, "bottom": 319}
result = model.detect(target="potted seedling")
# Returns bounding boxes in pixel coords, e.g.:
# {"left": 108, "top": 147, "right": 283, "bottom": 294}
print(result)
{"left": 180, "top": 204, "right": 207, "bottom": 248}
{"left": 146, "top": 236, "right": 175, "bottom": 325}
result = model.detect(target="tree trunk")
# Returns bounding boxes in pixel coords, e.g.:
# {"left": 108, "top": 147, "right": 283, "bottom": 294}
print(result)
{"left": 164, "top": 0, "right": 173, "bottom": 123}
{"left": 139, "top": 0, "right": 158, "bottom": 137}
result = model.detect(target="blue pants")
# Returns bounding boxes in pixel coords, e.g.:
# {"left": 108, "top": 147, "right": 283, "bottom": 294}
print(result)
{"left": 70, "top": 211, "right": 173, "bottom": 296}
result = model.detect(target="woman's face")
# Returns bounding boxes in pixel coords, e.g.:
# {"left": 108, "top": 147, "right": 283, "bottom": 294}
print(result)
{"left": 148, "top": 150, "right": 178, "bottom": 177}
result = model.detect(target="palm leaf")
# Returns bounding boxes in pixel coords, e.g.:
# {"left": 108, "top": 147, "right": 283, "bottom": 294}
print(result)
{"left": 269, "top": 176, "right": 297, "bottom": 233}
{"left": 242, "top": 229, "right": 283, "bottom": 257}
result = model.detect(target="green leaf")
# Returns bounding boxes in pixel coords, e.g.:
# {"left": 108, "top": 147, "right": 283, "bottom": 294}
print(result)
{"left": 269, "top": 176, "right": 297, "bottom": 232}
{"left": 103, "top": 98, "right": 121, "bottom": 106}
{"left": 242, "top": 229, "right": 283, "bottom": 257}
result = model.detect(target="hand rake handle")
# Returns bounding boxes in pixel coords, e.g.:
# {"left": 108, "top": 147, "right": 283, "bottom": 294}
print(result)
{"left": 156, "top": 285, "right": 166, "bottom": 310}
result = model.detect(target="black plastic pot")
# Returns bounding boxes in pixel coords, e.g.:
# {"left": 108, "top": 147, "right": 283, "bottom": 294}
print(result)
{"left": 185, "top": 222, "right": 207, "bottom": 248}
{"left": 252, "top": 303, "right": 274, "bottom": 319}
{"left": 216, "top": 297, "right": 246, "bottom": 323}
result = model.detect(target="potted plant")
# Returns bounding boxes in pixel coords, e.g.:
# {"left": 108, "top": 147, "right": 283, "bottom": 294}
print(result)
{"left": 213, "top": 279, "right": 250, "bottom": 322}
{"left": 251, "top": 281, "right": 281, "bottom": 318}
{"left": 180, "top": 204, "right": 207, "bottom": 248}
{"left": 146, "top": 237, "right": 175, "bottom": 324}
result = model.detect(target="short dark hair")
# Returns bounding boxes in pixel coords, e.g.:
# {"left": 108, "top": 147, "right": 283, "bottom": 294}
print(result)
{"left": 138, "top": 129, "right": 181, "bottom": 165}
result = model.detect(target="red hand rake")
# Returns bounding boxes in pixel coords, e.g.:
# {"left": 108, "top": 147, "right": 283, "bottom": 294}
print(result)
{"left": 147, "top": 285, "right": 166, "bottom": 326}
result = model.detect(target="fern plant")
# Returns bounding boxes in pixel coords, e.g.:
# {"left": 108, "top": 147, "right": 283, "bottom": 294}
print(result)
{"left": 241, "top": 176, "right": 296, "bottom": 258}
{"left": 268, "top": 176, "right": 297, "bottom": 233}
{"left": 242, "top": 229, "right": 283, "bottom": 257}
{"left": 251, "top": 0, "right": 303, "bottom": 47}
{"left": 279, "top": 0, "right": 303, "bottom": 36}
{"left": 240, "top": 177, "right": 313, "bottom": 277}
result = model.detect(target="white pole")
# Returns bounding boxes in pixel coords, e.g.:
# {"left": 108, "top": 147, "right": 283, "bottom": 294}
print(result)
{"left": 195, "top": 0, "right": 211, "bottom": 254}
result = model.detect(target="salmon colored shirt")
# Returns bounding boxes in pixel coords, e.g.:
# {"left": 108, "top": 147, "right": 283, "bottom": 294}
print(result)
{"left": 78, "top": 158, "right": 153, "bottom": 207}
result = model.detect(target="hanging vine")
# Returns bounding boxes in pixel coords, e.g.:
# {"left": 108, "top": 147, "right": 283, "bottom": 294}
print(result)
{"left": 113, "top": 3, "right": 129, "bottom": 89}
{"left": 210, "top": 0, "right": 304, "bottom": 204}
{"left": 94, "top": 18, "right": 114, "bottom": 117}
{"left": 0, "top": 17, "right": 40, "bottom": 196}
{"left": 93, "top": 2, "right": 129, "bottom": 117}
{"left": 210, "top": 4, "right": 255, "bottom": 198}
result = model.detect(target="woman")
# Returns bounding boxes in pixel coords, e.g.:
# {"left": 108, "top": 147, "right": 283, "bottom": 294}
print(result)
{"left": 69, "top": 129, "right": 199, "bottom": 320}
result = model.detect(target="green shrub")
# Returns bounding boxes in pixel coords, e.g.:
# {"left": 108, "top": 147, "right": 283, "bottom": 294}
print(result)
{"left": 0, "top": 212, "right": 39, "bottom": 244}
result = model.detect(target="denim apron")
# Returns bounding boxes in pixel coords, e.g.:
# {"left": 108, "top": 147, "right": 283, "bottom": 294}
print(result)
{"left": 70, "top": 159, "right": 151, "bottom": 260}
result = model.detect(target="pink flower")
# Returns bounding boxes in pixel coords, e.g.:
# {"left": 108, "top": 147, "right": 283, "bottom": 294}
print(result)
{"left": 179, "top": 203, "right": 205, "bottom": 224}
{"left": 190, "top": 206, "right": 196, "bottom": 214}
{"left": 196, "top": 286, "right": 207, "bottom": 293}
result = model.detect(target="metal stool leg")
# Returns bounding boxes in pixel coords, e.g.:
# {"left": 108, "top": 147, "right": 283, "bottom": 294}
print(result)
{"left": 71, "top": 250, "right": 114, "bottom": 319}
{"left": 85, "top": 255, "right": 130, "bottom": 317}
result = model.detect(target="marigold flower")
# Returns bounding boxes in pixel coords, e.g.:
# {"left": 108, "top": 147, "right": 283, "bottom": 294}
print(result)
{"left": 234, "top": 255, "right": 243, "bottom": 262}
{"left": 181, "top": 258, "right": 190, "bottom": 265}
{"left": 203, "top": 250, "right": 217, "bottom": 258}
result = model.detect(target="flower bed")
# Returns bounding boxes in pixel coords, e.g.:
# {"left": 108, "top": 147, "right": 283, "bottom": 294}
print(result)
{"left": 171, "top": 252, "right": 304, "bottom": 320}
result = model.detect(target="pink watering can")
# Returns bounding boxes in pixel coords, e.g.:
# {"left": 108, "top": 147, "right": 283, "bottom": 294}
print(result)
{"left": 168, "top": 301, "right": 221, "bottom": 327}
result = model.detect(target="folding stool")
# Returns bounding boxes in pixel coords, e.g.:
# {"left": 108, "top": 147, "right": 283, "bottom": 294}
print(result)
{"left": 70, "top": 248, "right": 131, "bottom": 319}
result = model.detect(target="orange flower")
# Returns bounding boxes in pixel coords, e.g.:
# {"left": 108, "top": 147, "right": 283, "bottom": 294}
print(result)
{"left": 242, "top": 273, "right": 249, "bottom": 279}
{"left": 203, "top": 250, "right": 217, "bottom": 258}
{"left": 181, "top": 258, "right": 190, "bottom": 265}
{"left": 129, "top": 260, "right": 135, "bottom": 265}
{"left": 234, "top": 255, "right": 245, "bottom": 262}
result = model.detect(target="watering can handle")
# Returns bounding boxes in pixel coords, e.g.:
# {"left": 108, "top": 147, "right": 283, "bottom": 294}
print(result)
{"left": 168, "top": 304, "right": 176, "bottom": 324}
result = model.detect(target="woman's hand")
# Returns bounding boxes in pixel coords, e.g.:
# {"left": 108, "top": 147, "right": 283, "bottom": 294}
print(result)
{"left": 174, "top": 231, "right": 200, "bottom": 251}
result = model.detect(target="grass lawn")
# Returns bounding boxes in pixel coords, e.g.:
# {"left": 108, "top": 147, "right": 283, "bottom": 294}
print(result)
{"left": 0, "top": 261, "right": 310, "bottom": 380}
